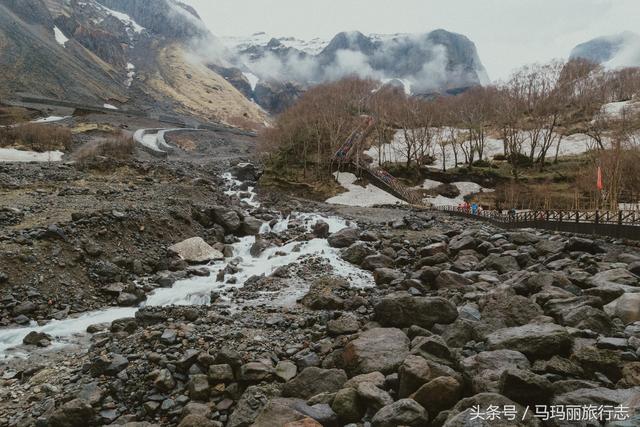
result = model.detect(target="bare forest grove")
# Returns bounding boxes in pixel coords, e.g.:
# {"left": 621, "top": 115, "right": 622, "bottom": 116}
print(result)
{"left": 261, "top": 59, "right": 640, "bottom": 210}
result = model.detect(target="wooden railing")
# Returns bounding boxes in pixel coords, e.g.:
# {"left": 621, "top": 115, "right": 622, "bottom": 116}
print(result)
{"left": 434, "top": 206, "right": 640, "bottom": 226}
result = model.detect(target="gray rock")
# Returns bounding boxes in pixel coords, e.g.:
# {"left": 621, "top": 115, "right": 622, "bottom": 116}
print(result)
{"left": 373, "top": 268, "right": 404, "bottom": 286}
{"left": 361, "top": 254, "right": 394, "bottom": 271}
{"left": 188, "top": 374, "right": 210, "bottom": 401}
{"left": 282, "top": 367, "right": 347, "bottom": 399}
{"left": 374, "top": 293, "right": 458, "bottom": 329}
{"left": 356, "top": 382, "right": 394, "bottom": 411}
{"left": 327, "top": 228, "right": 359, "bottom": 248}
{"left": 371, "top": 399, "right": 428, "bottom": 427}
{"left": 340, "top": 242, "right": 374, "bottom": 265}
{"left": 331, "top": 387, "right": 364, "bottom": 423}
{"left": 327, "top": 313, "right": 360, "bottom": 335}
{"left": 398, "top": 355, "right": 432, "bottom": 397}
{"left": 486, "top": 323, "right": 573, "bottom": 360}
{"left": 47, "top": 399, "right": 95, "bottom": 427}
{"left": 343, "top": 328, "right": 410, "bottom": 375}
{"left": 460, "top": 350, "right": 531, "bottom": 393}
{"left": 22, "top": 331, "right": 51, "bottom": 347}
{"left": 499, "top": 368, "right": 553, "bottom": 407}
{"left": 168, "top": 237, "right": 224, "bottom": 263}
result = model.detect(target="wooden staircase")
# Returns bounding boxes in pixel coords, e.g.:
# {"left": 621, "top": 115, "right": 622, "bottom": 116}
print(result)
{"left": 332, "top": 117, "right": 424, "bottom": 205}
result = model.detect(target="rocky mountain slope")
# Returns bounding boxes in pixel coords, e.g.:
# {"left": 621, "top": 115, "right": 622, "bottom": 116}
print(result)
{"left": 222, "top": 29, "right": 489, "bottom": 112}
{"left": 570, "top": 31, "right": 640, "bottom": 68}
{"left": 0, "top": 0, "right": 265, "bottom": 126}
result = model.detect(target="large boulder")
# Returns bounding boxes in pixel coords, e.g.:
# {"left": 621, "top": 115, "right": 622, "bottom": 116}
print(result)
{"left": 282, "top": 367, "right": 347, "bottom": 399}
{"left": 398, "top": 355, "right": 432, "bottom": 397}
{"left": 343, "top": 328, "right": 410, "bottom": 375}
{"left": 435, "top": 270, "right": 473, "bottom": 289}
{"left": 371, "top": 399, "right": 429, "bottom": 427}
{"left": 374, "top": 293, "right": 458, "bottom": 329}
{"left": 411, "top": 376, "right": 462, "bottom": 417}
{"left": 486, "top": 323, "right": 573, "bottom": 360}
{"left": 327, "top": 228, "right": 359, "bottom": 248}
{"left": 460, "top": 350, "right": 531, "bottom": 394}
{"left": 47, "top": 399, "right": 96, "bottom": 427}
{"left": 340, "top": 242, "right": 374, "bottom": 265}
{"left": 168, "top": 237, "right": 224, "bottom": 263}
{"left": 212, "top": 206, "right": 242, "bottom": 232}
{"left": 498, "top": 368, "right": 553, "bottom": 407}
{"left": 605, "top": 293, "right": 640, "bottom": 324}
{"left": 565, "top": 237, "right": 605, "bottom": 254}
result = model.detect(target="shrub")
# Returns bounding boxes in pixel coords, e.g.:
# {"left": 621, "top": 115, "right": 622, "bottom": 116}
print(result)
{"left": 75, "top": 135, "right": 134, "bottom": 163}
{"left": 0, "top": 123, "right": 72, "bottom": 152}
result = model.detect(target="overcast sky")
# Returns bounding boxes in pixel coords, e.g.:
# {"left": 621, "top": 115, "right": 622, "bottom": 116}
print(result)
{"left": 185, "top": 0, "right": 640, "bottom": 81}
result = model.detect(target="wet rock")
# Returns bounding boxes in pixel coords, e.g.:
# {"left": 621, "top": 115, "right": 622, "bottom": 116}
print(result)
{"left": 343, "top": 328, "right": 410, "bottom": 375}
{"left": 486, "top": 323, "right": 573, "bottom": 360}
{"left": 340, "top": 242, "right": 374, "bottom": 265}
{"left": 312, "top": 221, "right": 330, "bottom": 238}
{"left": 212, "top": 206, "right": 242, "bottom": 232}
{"left": 327, "top": 228, "right": 359, "bottom": 248}
{"left": 242, "top": 216, "right": 263, "bottom": 236}
{"left": 250, "top": 237, "right": 271, "bottom": 256}
{"left": 282, "top": 367, "right": 347, "bottom": 399}
{"left": 23, "top": 331, "right": 52, "bottom": 347}
{"left": 374, "top": 293, "right": 458, "bottom": 329}
{"left": 169, "top": 237, "right": 224, "bottom": 263}
{"left": 117, "top": 292, "right": 139, "bottom": 306}
{"left": 371, "top": 398, "right": 428, "bottom": 427}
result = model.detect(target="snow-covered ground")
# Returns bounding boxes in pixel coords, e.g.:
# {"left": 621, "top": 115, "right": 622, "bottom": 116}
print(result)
{"left": 366, "top": 129, "right": 595, "bottom": 170}
{"left": 125, "top": 63, "right": 136, "bottom": 88}
{"left": 421, "top": 181, "right": 494, "bottom": 207}
{"left": 98, "top": 5, "right": 145, "bottom": 33}
{"left": 0, "top": 148, "right": 64, "bottom": 163}
{"left": 31, "top": 116, "right": 69, "bottom": 124}
{"left": 601, "top": 100, "right": 639, "bottom": 118}
{"left": 53, "top": 26, "right": 68, "bottom": 47}
{"left": 243, "top": 72, "right": 260, "bottom": 91}
{"left": 326, "top": 172, "right": 406, "bottom": 207}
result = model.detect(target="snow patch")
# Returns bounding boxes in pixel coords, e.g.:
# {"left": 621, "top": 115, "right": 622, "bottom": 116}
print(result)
{"left": 53, "top": 26, "right": 68, "bottom": 47}
{"left": 98, "top": 5, "right": 145, "bottom": 34}
{"left": 326, "top": 172, "right": 406, "bottom": 207}
{"left": 103, "top": 103, "right": 118, "bottom": 110}
{"left": 0, "top": 148, "right": 64, "bottom": 163}
{"left": 243, "top": 72, "right": 260, "bottom": 91}
{"left": 421, "top": 181, "right": 494, "bottom": 207}
{"left": 125, "top": 63, "right": 136, "bottom": 87}
{"left": 31, "top": 116, "right": 69, "bottom": 124}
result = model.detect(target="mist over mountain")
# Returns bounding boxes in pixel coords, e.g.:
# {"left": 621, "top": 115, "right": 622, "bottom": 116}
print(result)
{"left": 570, "top": 31, "right": 640, "bottom": 69}
{"left": 223, "top": 29, "right": 489, "bottom": 109}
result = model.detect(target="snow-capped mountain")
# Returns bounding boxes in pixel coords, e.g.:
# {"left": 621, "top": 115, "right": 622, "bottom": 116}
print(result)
{"left": 570, "top": 31, "right": 640, "bottom": 69}
{"left": 220, "top": 29, "right": 489, "bottom": 112}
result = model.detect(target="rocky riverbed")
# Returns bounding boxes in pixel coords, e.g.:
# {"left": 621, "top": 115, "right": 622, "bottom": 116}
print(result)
{"left": 2, "top": 158, "right": 640, "bottom": 427}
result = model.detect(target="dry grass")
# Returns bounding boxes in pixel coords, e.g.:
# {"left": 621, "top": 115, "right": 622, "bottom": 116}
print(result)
{"left": 75, "top": 134, "right": 134, "bottom": 163}
{"left": 0, "top": 123, "right": 72, "bottom": 152}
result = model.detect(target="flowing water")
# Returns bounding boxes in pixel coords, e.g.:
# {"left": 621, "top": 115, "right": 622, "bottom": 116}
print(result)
{"left": 0, "top": 173, "right": 372, "bottom": 359}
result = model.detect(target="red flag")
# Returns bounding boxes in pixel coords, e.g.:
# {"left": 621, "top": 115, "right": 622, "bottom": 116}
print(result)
{"left": 597, "top": 166, "right": 603, "bottom": 191}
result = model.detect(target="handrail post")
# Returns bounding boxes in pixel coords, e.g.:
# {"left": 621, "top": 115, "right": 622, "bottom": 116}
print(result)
{"left": 619, "top": 211, "right": 623, "bottom": 226}
{"left": 595, "top": 210, "right": 599, "bottom": 225}
{"left": 575, "top": 211, "right": 579, "bottom": 223}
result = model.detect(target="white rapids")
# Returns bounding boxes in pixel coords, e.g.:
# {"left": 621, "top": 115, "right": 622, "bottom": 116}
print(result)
{"left": 0, "top": 173, "right": 372, "bottom": 359}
